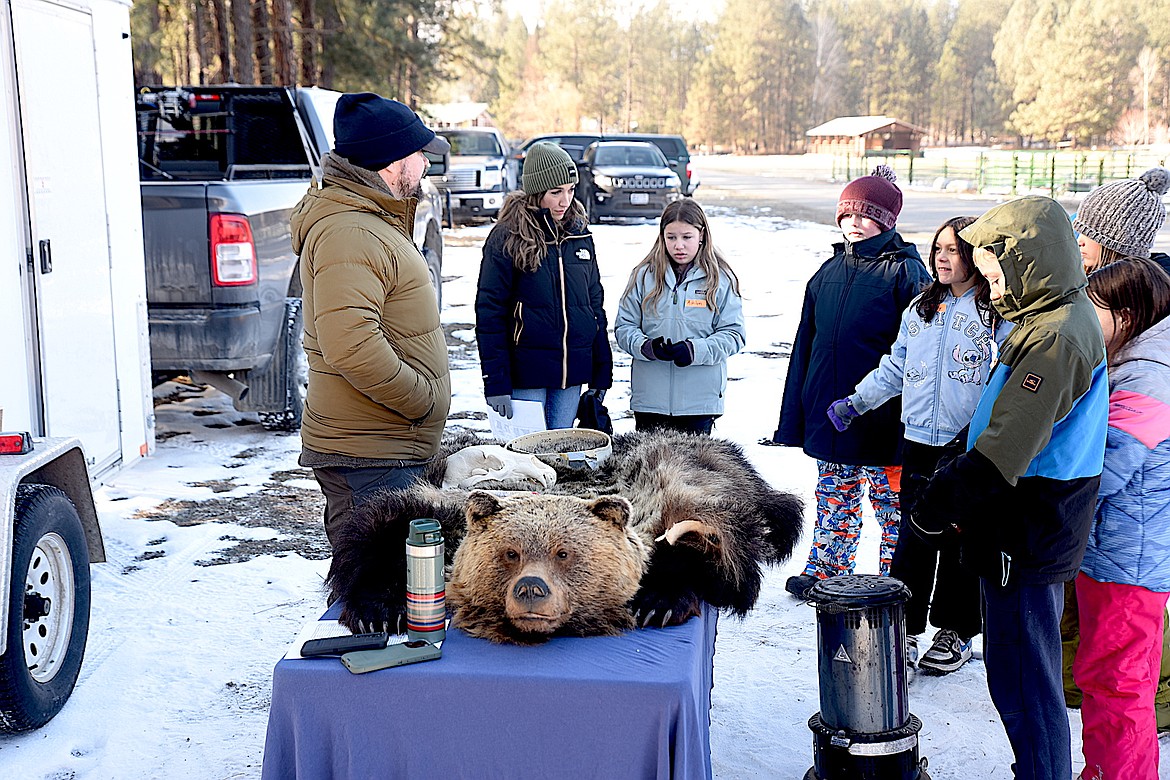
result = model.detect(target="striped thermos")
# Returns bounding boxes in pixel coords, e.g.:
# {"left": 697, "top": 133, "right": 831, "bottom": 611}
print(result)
{"left": 406, "top": 518, "right": 446, "bottom": 643}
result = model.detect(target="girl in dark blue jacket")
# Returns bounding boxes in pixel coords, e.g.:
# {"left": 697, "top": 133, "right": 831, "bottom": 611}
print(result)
{"left": 769, "top": 166, "right": 931, "bottom": 597}
{"left": 475, "top": 142, "right": 612, "bottom": 429}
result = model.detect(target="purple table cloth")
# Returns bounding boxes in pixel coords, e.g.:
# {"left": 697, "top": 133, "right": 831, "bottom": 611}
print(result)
{"left": 262, "top": 603, "right": 718, "bottom": 780}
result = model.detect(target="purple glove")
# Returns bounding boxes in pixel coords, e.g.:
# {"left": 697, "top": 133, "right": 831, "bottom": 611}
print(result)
{"left": 641, "top": 340, "right": 658, "bottom": 360}
{"left": 826, "top": 398, "right": 858, "bottom": 432}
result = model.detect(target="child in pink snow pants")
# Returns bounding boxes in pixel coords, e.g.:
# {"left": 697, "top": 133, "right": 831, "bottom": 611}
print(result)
{"left": 1074, "top": 257, "right": 1170, "bottom": 780}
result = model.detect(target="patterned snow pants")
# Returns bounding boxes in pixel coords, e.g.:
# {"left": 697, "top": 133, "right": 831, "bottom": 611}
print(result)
{"left": 803, "top": 461, "right": 902, "bottom": 578}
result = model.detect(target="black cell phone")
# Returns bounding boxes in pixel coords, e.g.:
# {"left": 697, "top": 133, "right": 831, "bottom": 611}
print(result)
{"left": 300, "top": 632, "right": 389, "bottom": 657}
{"left": 341, "top": 639, "right": 442, "bottom": 674}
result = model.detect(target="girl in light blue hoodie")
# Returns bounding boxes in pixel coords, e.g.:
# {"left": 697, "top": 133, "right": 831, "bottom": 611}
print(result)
{"left": 828, "top": 216, "right": 1009, "bottom": 674}
{"left": 614, "top": 198, "right": 745, "bottom": 435}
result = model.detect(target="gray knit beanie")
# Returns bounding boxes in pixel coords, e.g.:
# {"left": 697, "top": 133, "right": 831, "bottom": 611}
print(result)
{"left": 521, "top": 142, "right": 578, "bottom": 195}
{"left": 1073, "top": 167, "right": 1170, "bottom": 258}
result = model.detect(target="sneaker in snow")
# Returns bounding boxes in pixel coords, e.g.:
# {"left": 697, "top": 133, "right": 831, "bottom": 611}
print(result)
{"left": 785, "top": 573, "right": 819, "bottom": 599}
{"left": 917, "top": 628, "right": 973, "bottom": 674}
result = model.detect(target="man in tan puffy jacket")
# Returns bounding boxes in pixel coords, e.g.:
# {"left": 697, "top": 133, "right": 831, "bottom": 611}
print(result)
{"left": 291, "top": 92, "right": 451, "bottom": 547}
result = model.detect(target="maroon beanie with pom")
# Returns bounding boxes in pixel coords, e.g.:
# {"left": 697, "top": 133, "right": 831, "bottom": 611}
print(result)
{"left": 836, "top": 165, "right": 902, "bottom": 231}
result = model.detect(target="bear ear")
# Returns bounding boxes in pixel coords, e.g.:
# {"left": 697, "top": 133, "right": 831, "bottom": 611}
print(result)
{"left": 588, "top": 495, "right": 632, "bottom": 529}
{"left": 465, "top": 490, "right": 502, "bottom": 531}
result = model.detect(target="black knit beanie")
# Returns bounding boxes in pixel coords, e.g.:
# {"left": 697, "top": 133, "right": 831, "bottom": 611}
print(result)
{"left": 333, "top": 92, "right": 450, "bottom": 171}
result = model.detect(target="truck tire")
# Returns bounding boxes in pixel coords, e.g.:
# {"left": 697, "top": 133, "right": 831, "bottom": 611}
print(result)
{"left": 257, "top": 298, "right": 307, "bottom": 432}
{"left": 586, "top": 194, "right": 600, "bottom": 225}
{"left": 0, "top": 485, "right": 90, "bottom": 733}
{"left": 423, "top": 243, "right": 443, "bottom": 311}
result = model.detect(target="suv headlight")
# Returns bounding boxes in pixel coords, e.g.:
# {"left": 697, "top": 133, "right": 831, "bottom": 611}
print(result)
{"left": 592, "top": 173, "right": 613, "bottom": 190}
{"left": 666, "top": 173, "right": 681, "bottom": 188}
{"left": 482, "top": 166, "right": 502, "bottom": 188}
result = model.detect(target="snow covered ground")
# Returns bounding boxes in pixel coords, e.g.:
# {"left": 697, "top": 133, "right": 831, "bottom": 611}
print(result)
{"left": 1, "top": 209, "right": 1167, "bottom": 779}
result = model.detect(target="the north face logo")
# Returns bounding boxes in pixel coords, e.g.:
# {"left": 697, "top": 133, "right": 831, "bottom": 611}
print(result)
{"left": 576, "top": 248, "right": 591, "bottom": 261}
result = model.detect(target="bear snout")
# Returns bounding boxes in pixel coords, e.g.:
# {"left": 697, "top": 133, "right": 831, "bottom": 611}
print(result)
{"left": 513, "top": 575, "right": 551, "bottom": 605}
{"left": 504, "top": 566, "right": 571, "bottom": 633}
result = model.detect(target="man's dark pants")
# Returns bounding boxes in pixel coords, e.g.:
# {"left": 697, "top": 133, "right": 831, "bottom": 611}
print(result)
{"left": 313, "top": 464, "right": 427, "bottom": 547}
{"left": 982, "top": 579, "right": 1071, "bottom": 780}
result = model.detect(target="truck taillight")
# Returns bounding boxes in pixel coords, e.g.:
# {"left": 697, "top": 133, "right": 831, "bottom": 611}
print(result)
{"left": 209, "top": 214, "right": 257, "bottom": 286}
{"left": 686, "top": 161, "right": 693, "bottom": 180}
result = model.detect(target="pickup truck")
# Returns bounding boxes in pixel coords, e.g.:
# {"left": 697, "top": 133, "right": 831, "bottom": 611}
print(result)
{"left": 433, "top": 126, "right": 514, "bottom": 223}
{"left": 136, "top": 85, "right": 447, "bottom": 430}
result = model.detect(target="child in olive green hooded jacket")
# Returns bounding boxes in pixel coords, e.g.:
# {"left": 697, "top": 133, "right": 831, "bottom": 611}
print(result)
{"left": 911, "top": 196, "right": 1109, "bottom": 780}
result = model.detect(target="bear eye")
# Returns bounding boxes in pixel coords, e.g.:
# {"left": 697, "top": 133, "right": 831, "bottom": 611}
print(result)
{"left": 556, "top": 550, "right": 569, "bottom": 560}
{"left": 504, "top": 549, "right": 520, "bottom": 562}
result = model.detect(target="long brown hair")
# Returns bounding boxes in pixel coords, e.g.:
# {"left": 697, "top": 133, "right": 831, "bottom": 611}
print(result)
{"left": 622, "top": 198, "right": 740, "bottom": 313}
{"left": 915, "top": 216, "right": 1000, "bottom": 329}
{"left": 496, "top": 190, "right": 587, "bottom": 273}
{"left": 1087, "top": 257, "right": 1170, "bottom": 353}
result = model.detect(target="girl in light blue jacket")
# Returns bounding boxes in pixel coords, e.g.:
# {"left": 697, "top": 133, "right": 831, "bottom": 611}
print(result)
{"left": 830, "top": 216, "right": 1008, "bottom": 674}
{"left": 614, "top": 198, "right": 745, "bottom": 435}
{"left": 1074, "top": 258, "right": 1170, "bottom": 780}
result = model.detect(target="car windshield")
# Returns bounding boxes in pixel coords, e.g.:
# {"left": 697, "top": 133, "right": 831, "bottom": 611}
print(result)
{"left": 594, "top": 145, "right": 666, "bottom": 167}
{"left": 443, "top": 131, "right": 503, "bottom": 156}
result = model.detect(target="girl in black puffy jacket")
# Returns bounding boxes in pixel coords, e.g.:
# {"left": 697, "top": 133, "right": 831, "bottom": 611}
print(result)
{"left": 475, "top": 142, "right": 612, "bottom": 429}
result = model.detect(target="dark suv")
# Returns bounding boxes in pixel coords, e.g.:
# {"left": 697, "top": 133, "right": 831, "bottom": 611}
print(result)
{"left": 608, "top": 134, "right": 695, "bottom": 196}
{"left": 577, "top": 141, "right": 681, "bottom": 221}
{"left": 512, "top": 132, "right": 697, "bottom": 196}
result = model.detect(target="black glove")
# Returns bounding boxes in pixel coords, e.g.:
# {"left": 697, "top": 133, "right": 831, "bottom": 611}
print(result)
{"left": 582, "top": 388, "right": 606, "bottom": 402}
{"left": 665, "top": 339, "right": 695, "bottom": 367}
{"left": 910, "top": 448, "right": 1004, "bottom": 543}
{"left": 485, "top": 394, "right": 513, "bottom": 419}
{"left": 650, "top": 336, "right": 673, "bottom": 362}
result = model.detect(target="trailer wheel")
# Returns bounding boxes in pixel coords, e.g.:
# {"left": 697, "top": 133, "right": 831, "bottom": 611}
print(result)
{"left": 0, "top": 485, "right": 90, "bottom": 733}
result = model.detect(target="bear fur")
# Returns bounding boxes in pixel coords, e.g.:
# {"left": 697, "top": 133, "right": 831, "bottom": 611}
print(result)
{"left": 325, "top": 431, "right": 804, "bottom": 643}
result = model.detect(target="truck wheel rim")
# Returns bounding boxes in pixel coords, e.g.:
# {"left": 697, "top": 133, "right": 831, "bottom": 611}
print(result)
{"left": 23, "top": 532, "right": 75, "bottom": 683}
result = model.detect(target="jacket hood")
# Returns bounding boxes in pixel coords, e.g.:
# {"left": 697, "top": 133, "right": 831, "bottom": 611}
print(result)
{"left": 1112, "top": 313, "right": 1170, "bottom": 374}
{"left": 291, "top": 153, "right": 416, "bottom": 254}
{"left": 959, "top": 196, "right": 1085, "bottom": 321}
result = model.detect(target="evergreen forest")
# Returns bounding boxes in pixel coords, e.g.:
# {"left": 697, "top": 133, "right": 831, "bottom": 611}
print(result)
{"left": 131, "top": 0, "right": 1170, "bottom": 151}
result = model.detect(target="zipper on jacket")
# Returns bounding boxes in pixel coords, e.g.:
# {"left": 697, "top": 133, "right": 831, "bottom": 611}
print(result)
{"left": 558, "top": 244, "right": 569, "bottom": 387}
{"left": 513, "top": 301, "right": 524, "bottom": 344}
{"left": 830, "top": 246, "right": 860, "bottom": 459}
{"left": 930, "top": 294, "right": 952, "bottom": 445}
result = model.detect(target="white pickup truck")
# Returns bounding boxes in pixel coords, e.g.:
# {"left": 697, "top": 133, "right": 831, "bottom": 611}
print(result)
{"left": 434, "top": 126, "right": 515, "bottom": 223}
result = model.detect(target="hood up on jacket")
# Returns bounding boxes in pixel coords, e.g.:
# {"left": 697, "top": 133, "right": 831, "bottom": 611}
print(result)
{"left": 959, "top": 196, "right": 1086, "bottom": 323}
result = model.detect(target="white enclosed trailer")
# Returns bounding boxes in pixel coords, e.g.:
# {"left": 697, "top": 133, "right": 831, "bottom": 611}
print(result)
{"left": 0, "top": 0, "right": 152, "bottom": 730}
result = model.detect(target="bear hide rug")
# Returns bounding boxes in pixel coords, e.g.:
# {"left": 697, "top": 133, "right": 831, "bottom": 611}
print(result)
{"left": 325, "top": 431, "right": 804, "bottom": 644}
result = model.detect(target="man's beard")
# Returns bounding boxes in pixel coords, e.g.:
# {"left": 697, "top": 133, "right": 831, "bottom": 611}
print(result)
{"left": 391, "top": 175, "right": 423, "bottom": 200}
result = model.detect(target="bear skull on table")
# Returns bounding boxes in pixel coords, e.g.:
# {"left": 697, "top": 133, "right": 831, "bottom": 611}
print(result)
{"left": 326, "top": 432, "right": 804, "bottom": 645}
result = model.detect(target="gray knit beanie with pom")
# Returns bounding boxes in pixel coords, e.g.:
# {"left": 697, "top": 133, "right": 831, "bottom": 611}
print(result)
{"left": 1073, "top": 167, "right": 1170, "bottom": 258}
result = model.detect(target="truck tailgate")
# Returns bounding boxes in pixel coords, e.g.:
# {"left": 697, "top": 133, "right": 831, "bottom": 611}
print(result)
{"left": 141, "top": 181, "right": 212, "bottom": 304}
